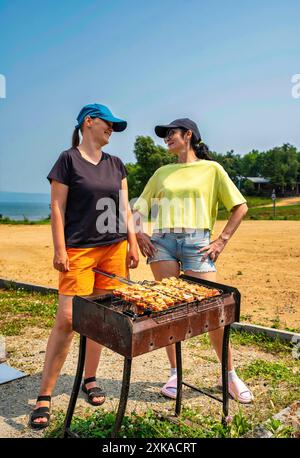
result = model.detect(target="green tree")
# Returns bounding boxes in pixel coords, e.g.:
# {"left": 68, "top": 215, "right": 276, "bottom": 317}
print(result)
{"left": 125, "top": 162, "right": 142, "bottom": 201}
{"left": 127, "top": 136, "right": 176, "bottom": 199}
{"left": 211, "top": 150, "right": 242, "bottom": 182}
{"left": 262, "top": 144, "right": 299, "bottom": 192}
{"left": 240, "top": 179, "right": 256, "bottom": 195}
{"left": 240, "top": 150, "right": 265, "bottom": 177}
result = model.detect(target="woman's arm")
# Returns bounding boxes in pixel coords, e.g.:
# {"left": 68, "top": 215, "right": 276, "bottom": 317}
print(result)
{"left": 121, "top": 178, "right": 139, "bottom": 268}
{"left": 50, "top": 180, "right": 70, "bottom": 272}
{"left": 199, "top": 202, "right": 248, "bottom": 262}
{"left": 132, "top": 210, "right": 158, "bottom": 258}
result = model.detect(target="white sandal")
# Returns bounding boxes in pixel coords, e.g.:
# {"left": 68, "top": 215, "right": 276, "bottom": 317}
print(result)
{"left": 218, "top": 376, "right": 254, "bottom": 404}
{"left": 161, "top": 374, "right": 177, "bottom": 399}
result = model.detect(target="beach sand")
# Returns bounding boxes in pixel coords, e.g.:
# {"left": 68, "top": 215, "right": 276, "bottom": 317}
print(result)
{"left": 0, "top": 221, "right": 299, "bottom": 329}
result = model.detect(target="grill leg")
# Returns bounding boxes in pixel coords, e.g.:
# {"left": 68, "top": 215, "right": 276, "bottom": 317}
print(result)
{"left": 175, "top": 341, "right": 183, "bottom": 416}
{"left": 63, "top": 335, "right": 86, "bottom": 438}
{"left": 111, "top": 357, "right": 132, "bottom": 438}
{"left": 221, "top": 325, "right": 230, "bottom": 424}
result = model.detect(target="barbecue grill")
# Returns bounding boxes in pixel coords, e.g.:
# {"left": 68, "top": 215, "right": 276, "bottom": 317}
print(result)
{"left": 63, "top": 273, "right": 240, "bottom": 438}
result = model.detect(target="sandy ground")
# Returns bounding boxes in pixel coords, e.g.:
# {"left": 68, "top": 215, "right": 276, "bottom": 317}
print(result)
{"left": 0, "top": 221, "right": 299, "bottom": 329}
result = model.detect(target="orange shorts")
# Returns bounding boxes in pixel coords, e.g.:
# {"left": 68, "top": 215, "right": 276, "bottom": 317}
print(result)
{"left": 59, "top": 240, "right": 128, "bottom": 296}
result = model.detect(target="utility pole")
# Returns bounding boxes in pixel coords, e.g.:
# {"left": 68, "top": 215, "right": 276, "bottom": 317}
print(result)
{"left": 271, "top": 189, "right": 276, "bottom": 219}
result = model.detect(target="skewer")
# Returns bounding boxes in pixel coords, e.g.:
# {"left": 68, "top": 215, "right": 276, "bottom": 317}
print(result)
{"left": 92, "top": 268, "right": 193, "bottom": 302}
{"left": 92, "top": 269, "right": 220, "bottom": 313}
{"left": 160, "top": 277, "right": 221, "bottom": 299}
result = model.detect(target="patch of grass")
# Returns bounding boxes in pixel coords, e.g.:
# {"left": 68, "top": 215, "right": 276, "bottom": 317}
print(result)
{"left": 244, "top": 197, "right": 275, "bottom": 208}
{"left": 45, "top": 407, "right": 255, "bottom": 439}
{"left": 45, "top": 406, "right": 297, "bottom": 439}
{"left": 185, "top": 329, "right": 293, "bottom": 356}
{"left": 264, "top": 417, "right": 295, "bottom": 438}
{"left": 240, "top": 314, "right": 253, "bottom": 321}
{"left": 218, "top": 204, "right": 300, "bottom": 220}
{"left": 218, "top": 197, "right": 273, "bottom": 211}
{"left": 185, "top": 333, "right": 211, "bottom": 350}
{"left": 284, "top": 326, "right": 300, "bottom": 333}
{"left": 0, "top": 216, "right": 50, "bottom": 225}
{"left": 0, "top": 288, "right": 57, "bottom": 335}
{"left": 269, "top": 387, "right": 300, "bottom": 412}
{"left": 239, "top": 359, "right": 300, "bottom": 386}
{"left": 229, "top": 329, "right": 293, "bottom": 355}
{"left": 200, "top": 355, "right": 219, "bottom": 363}
{"left": 270, "top": 317, "right": 281, "bottom": 329}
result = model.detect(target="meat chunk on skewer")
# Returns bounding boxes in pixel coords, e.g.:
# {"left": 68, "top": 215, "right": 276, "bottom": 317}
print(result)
{"left": 113, "top": 278, "right": 220, "bottom": 312}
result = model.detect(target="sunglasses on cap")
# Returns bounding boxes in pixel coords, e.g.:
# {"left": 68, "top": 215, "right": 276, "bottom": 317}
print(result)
{"left": 164, "top": 127, "right": 192, "bottom": 143}
{"left": 164, "top": 129, "right": 178, "bottom": 142}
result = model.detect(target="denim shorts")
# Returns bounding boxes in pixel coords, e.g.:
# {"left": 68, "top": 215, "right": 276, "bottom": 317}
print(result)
{"left": 147, "top": 229, "right": 216, "bottom": 273}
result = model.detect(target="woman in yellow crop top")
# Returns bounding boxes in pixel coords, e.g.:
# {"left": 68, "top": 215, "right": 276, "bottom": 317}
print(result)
{"left": 133, "top": 118, "right": 254, "bottom": 404}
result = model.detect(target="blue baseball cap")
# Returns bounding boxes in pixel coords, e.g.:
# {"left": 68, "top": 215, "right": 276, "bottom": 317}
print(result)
{"left": 75, "top": 103, "right": 127, "bottom": 132}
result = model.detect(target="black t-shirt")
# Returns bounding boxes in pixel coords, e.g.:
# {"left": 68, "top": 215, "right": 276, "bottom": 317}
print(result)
{"left": 47, "top": 147, "right": 128, "bottom": 248}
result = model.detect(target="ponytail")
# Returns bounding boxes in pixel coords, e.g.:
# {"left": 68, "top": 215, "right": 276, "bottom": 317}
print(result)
{"left": 186, "top": 130, "right": 213, "bottom": 160}
{"left": 72, "top": 126, "right": 80, "bottom": 148}
{"left": 179, "top": 128, "right": 214, "bottom": 161}
{"left": 192, "top": 138, "right": 214, "bottom": 161}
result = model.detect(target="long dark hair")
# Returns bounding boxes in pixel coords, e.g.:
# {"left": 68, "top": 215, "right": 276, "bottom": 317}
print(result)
{"left": 72, "top": 126, "right": 81, "bottom": 148}
{"left": 180, "top": 128, "right": 213, "bottom": 161}
{"left": 191, "top": 135, "right": 213, "bottom": 161}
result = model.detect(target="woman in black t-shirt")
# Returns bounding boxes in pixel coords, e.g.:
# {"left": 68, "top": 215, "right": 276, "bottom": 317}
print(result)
{"left": 29, "top": 103, "right": 139, "bottom": 429}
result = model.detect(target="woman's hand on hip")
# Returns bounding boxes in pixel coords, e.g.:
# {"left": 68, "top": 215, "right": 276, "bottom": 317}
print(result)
{"left": 136, "top": 232, "right": 158, "bottom": 258}
{"left": 53, "top": 250, "right": 70, "bottom": 272}
{"left": 198, "top": 237, "right": 227, "bottom": 262}
{"left": 126, "top": 244, "right": 139, "bottom": 269}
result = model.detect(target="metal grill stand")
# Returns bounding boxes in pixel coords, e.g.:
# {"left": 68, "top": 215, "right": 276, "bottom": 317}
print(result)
{"left": 63, "top": 275, "right": 239, "bottom": 438}
{"left": 63, "top": 326, "right": 231, "bottom": 438}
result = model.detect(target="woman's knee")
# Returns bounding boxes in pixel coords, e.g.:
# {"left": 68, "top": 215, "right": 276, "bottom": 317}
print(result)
{"left": 54, "top": 316, "right": 73, "bottom": 334}
{"left": 54, "top": 294, "right": 74, "bottom": 333}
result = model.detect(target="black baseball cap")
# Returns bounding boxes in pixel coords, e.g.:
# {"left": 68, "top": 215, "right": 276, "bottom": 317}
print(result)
{"left": 155, "top": 118, "right": 201, "bottom": 142}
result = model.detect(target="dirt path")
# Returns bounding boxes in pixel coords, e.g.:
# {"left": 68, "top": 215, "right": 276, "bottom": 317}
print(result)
{"left": 255, "top": 197, "right": 300, "bottom": 208}
{"left": 0, "top": 221, "right": 299, "bottom": 329}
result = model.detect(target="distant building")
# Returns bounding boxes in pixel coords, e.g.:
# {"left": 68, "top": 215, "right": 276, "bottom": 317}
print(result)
{"left": 246, "top": 177, "right": 270, "bottom": 193}
{"left": 237, "top": 176, "right": 300, "bottom": 196}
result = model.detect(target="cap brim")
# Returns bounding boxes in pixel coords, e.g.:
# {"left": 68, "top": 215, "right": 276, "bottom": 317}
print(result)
{"left": 112, "top": 120, "right": 127, "bottom": 132}
{"left": 154, "top": 125, "right": 171, "bottom": 138}
{"left": 100, "top": 115, "right": 127, "bottom": 132}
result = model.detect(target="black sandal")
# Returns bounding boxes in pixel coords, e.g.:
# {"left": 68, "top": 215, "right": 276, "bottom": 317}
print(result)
{"left": 29, "top": 395, "right": 51, "bottom": 430}
{"left": 81, "top": 376, "right": 106, "bottom": 406}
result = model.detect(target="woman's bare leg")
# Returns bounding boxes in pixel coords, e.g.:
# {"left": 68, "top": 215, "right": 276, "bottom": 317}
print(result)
{"left": 33, "top": 294, "right": 75, "bottom": 424}
{"left": 185, "top": 270, "right": 253, "bottom": 401}
{"left": 82, "top": 287, "right": 109, "bottom": 403}
{"left": 150, "top": 261, "right": 180, "bottom": 368}
{"left": 150, "top": 264, "right": 234, "bottom": 370}
{"left": 184, "top": 270, "right": 233, "bottom": 371}
{"left": 33, "top": 288, "right": 108, "bottom": 425}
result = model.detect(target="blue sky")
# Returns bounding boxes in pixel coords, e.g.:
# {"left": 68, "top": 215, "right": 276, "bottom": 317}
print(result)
{"left": 0, "top": 0, "right": 299, "bottom": 193}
